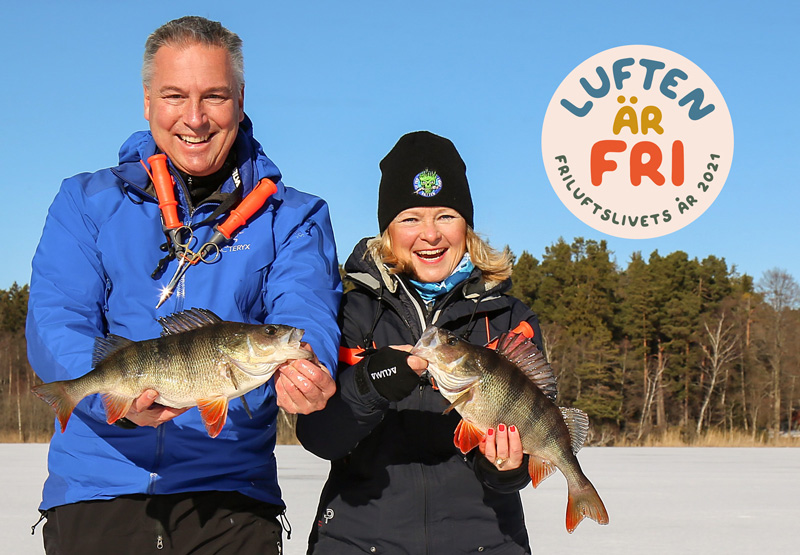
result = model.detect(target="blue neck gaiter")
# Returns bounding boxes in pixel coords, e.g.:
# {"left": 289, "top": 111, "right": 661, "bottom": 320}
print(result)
{"left": 408, "top": 253, "right": 474, "bottom": 304}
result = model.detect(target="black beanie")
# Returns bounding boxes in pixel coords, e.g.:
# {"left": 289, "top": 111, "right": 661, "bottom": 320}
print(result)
{"left": 378, "top": 131, "right": 474, "bottom": 232}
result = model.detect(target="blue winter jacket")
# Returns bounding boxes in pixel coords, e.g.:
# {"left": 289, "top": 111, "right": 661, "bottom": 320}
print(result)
{"left": 26, "top": 116, "right": 342, "bottom": 511}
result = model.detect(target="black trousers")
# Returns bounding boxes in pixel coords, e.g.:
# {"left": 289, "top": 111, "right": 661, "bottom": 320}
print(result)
{"left": 41, "top": 491, "right": 284, "bottom": 554}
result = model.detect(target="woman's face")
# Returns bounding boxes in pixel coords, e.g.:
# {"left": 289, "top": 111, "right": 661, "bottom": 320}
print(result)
{"left": 387, "top": 206, "right": 468, "bottom": 283}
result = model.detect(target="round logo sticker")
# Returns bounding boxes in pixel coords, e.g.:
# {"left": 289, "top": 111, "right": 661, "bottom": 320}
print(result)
{"left": 413, "top": 170, "right": 443, "bottom": 198}
{"left": 542, "top": 45, "right": 733, "bottom": 239}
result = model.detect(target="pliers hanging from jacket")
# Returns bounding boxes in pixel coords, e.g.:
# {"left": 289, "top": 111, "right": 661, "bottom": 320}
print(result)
{"left": 141, "top": 153, "right": 278, "bottom": 308}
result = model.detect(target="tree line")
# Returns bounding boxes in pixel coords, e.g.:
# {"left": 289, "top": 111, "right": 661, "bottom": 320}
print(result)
{"left": 509, "top": 238, "right": 800, "bottom": 443}
{"left": 0, "top": 283, "right": 55, "bottom": 441}
{"left": 2, "top": 238, "right": 799, "bottom": 444}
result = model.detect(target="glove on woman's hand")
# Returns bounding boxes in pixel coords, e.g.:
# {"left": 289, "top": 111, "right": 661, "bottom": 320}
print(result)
{"left": 366, "top": 347, "right": 421, "bottom": 401}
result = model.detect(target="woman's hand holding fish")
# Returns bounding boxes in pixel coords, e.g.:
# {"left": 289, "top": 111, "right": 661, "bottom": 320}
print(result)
{"left": 275, "top": 344, "right": 336, "bottom": 414}
{"left": 480, "top": 424, "right": 524, "bottom": 471}
{"left": 125, "top": 390, "right": 190, "bottom": 427}
{"left": 387, "top": 345, "right": 429, "bottom": 375}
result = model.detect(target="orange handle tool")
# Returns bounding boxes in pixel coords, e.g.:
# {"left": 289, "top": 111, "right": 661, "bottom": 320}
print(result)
{"left": 148, "top": 154, "right": 182, "bottom": 230}
{"left": 486, "top": 321, "right": 535, "bottom": 349}
{"left": 217, "top": 178, "right": 278, "bottom": 239}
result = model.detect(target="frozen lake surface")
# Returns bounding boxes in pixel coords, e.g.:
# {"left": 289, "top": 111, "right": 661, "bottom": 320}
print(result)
{"left": 4, "top": 444, "right": 797, "bottom": 554}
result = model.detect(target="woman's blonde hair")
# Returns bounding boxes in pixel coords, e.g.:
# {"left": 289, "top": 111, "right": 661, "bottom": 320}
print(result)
{"left": 366, "top": 227, "right": 513, "bottom": 283}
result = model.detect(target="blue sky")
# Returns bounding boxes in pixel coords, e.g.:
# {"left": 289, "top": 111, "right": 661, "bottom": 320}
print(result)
{"left": 2, "top": 1, "right": 798, "bottom": 291}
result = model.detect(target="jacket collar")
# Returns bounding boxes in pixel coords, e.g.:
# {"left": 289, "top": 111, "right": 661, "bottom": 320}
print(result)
{"left": 343, "top": 237, "right": 398, "bottom": 294}
{"left": 110, "top": 114, "right": 285, "bottom": 203}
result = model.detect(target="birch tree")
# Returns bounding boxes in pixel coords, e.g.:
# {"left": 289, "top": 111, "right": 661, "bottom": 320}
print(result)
{"left": 697, "top": 313, "right": 738, "bottom": 433}
{"left": 757, "top": 269, "right": 800, "bottom": 433}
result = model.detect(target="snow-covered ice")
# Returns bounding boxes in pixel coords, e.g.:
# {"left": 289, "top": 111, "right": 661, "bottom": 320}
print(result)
{"left": 4, "top": 444, "right": 797, "bottom": 554}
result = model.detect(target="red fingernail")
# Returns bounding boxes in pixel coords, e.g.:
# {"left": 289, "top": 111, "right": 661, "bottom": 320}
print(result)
{"left": 510, "top": 425, "right": 516, "bottom": 433}
{"left": 487, "top": 428, "right": 494, "bottom": 436}
{"left": 498, "top": 424, "right": 506, "bottom": 432}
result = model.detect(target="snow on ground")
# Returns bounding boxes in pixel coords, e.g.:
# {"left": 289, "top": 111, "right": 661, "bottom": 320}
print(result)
{"left": 4, "top": 444, "right": 797, "bottom": 554}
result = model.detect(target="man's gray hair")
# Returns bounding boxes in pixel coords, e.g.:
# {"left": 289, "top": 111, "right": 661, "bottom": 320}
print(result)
{"left": 142, "top": 16, "right": 244, "bottom": 89}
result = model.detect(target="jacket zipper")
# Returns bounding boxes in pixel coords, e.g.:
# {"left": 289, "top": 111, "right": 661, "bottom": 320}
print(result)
{"left": 420, "top": 455, "right": 430, "bottom": 555}
{"left": 170, "top": 171, "right": 194, "bottom": 312}
{"left": 419, "top": 383, "right": 430, "bottom": 554}
{"left": 168, "top": 166, "right": 246, "bottom": 311}
{"left": 148, "top": 424, "right": 167, "bottom": 494}
{"left": 148, "top": 423, "right": 167, "bottom": 549}
{"left": 152, "top": 491, "right": 166, "bottom": 550}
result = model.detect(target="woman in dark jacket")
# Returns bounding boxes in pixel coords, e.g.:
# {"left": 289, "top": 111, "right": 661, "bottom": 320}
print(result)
{"left": 297, "top": 131, "right": 544, "bottom": 554}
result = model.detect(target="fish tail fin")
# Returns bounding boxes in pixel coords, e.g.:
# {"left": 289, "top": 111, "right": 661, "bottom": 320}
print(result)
{"left": 197, "top": 395, "right": 230, "bottom": 438}
{"left": 102, "top": 393, "right": 135, "bottom": 425}
{"left": 31, "top": 382, "right": 76, "bottom": 433}
{"left": 566, "top": 481, "right": 609, "bottom": 533}
{"left": 528, "top": 455, "right": 556, "bottom": 488}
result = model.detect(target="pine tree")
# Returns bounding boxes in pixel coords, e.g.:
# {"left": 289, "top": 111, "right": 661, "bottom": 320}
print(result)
{"left": 0, "top": 283, "right": 29, "bottom": 333}
{"left": 509, "top": 251, "right": 540, "bottom": 307}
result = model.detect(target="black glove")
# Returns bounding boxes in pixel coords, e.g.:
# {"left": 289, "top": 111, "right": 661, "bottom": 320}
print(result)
{"left": 365, "top": 347, "right": 420, "bottom": 401}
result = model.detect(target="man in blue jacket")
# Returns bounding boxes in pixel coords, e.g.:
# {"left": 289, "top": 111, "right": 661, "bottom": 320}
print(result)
{"left": 26, "top": 16, "right": 341, "bottom": 554}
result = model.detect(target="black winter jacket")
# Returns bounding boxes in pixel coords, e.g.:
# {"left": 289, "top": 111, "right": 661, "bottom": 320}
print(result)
{"left": 297, "top": 238, "right": 544, "bottom": 554}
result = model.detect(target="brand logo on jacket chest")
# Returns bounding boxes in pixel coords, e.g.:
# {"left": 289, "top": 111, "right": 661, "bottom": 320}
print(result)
{"left": 220, "top": 231, "right": 252, "bottom": 254}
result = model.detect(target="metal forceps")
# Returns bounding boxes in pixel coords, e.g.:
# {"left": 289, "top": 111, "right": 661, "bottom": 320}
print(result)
{"left": 142, "top": 153, "right": 278, "bottom": 308}
{"left": 156, "top": 226, "right": 223, "bottom": 308}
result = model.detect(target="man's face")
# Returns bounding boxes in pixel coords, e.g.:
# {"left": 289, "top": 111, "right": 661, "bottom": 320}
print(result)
{"left": 144, "top": 43, "right": 244, "bottom": 177}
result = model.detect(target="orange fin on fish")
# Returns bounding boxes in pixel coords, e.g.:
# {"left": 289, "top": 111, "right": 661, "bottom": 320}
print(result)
{"left": 566, "top": 482, "right": 610, "bottom": 533}
{"left": 197, "top": 395, "right": 230, "bottom": 438}
{"left": 102, "top": 393, "right": 134, "bottom": 425}
{"left": 31, "top": 382, "right": 76, "bottom": 433}
{"left": 453, "top": 420, "right": 485, "bottom": 453}
{"left": 528, "top": 454, "right": 557, "bottom": 488}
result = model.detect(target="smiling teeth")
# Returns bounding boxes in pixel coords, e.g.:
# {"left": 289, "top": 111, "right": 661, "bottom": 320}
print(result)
{"left": 180, "top": 135, "right": 209, "bottom": 144}
{"left": 417, "top": 249, "right": 445, "bottom": 257}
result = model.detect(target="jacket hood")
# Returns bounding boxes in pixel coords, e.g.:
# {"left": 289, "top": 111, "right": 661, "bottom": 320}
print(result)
{"left": 344, "top": 237, "right": 398, "bottom": 294}
{"left": 114, "top": 114, "right": 283, "bottom": 198}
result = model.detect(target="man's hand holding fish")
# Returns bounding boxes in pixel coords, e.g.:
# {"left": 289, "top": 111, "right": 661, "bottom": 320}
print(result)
{"left": 274, "top": 343, "right": 336, "bottom": 414}
{"left": 123, "top": 389, "right": 190, "bottom": 428}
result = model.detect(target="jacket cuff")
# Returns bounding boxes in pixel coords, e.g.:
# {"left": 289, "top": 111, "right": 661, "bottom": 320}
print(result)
{"left": 473, "top": 453, "right": 532, "bottom": 493}
{"left": 113, "top": 417, "right": 139, "bottom": 429}
{"left": 341, "top": 357, "right": 391, "bottom": 412}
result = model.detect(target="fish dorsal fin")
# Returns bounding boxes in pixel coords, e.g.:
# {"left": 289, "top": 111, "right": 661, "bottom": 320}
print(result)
{"left": 494, "top": 332, "right": 558, "bottom": 402}
{"left": 560, "top": 407, "right": 589, "bottom": 453}
{"left": 158, "top": 308, "right": 223, "bottom": 336}
{"left": 92, "top": 335, "right": 135, "bottom": 368}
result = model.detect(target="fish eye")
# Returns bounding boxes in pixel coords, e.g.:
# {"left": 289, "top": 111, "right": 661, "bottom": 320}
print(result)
{"left": 446, "top": 335, "right": 459, "bottom": 346}
{"left": 264, "top": 325, "right": 278, "bottom": 335}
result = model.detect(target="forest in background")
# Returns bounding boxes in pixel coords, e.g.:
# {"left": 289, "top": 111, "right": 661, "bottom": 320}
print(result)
{"left": 508, "top": 238, "right": 799, "bottom": 444}
{"left": 2, "top": 237, "right": 799, "bottom": 445}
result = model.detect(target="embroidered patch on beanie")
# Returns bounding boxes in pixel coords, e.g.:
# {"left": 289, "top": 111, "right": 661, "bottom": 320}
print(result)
{"left": 413, "top": 170, "right": 443, "bottom": 198}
